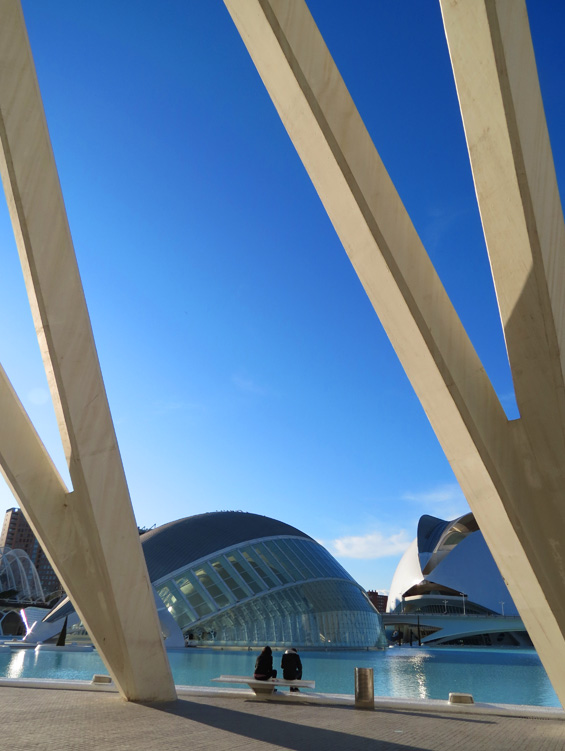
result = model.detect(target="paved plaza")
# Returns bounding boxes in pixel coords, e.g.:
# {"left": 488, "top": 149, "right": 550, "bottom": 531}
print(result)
{"left": 1, "top": 686, "right": 564, "bottom": 751}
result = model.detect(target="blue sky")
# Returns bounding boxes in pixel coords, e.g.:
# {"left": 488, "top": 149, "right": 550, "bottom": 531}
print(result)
{"left": 0, "top": 1, "right": 563, "bottom": 591}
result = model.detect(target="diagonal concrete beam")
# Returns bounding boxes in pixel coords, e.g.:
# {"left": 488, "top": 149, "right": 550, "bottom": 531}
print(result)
{"left": 0, "top": 1, "right": 175, "bottom": 701}
{"left": 440, "top": 0, "right": 565, "bottom": 509}
{"left": 0, "top": 364, "right": 70, "bottom": 543}
{"left": 223, "top": 0, "right": 565, "bottom": 704}
{"left": 440, "top": 0, "right": 565, "bottom": 695}
{"left": 0, "top": 364, "right": 172, "bottom": 699}
{"left": 223, "top": 0, "right": 507, "bottom": 465}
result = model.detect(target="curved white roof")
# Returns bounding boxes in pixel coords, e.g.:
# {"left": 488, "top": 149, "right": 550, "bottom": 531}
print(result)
{"left": 387, "top": 513, "right": 517, "bottom": 615}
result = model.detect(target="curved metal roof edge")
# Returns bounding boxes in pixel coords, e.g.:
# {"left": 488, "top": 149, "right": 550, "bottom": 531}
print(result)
{"left": 140, "top": 511, "right": 316, "bottom": 582}
{"left": 151, "top": 533, "right": 316, "bottom": 587}
{"left": 140, "top": 511, "right": 314, "bottom": 545}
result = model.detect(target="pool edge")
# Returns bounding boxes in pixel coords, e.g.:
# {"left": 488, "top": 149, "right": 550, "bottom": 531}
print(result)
{"left": 0, "top": 677, "right": 562, "bottom": 720}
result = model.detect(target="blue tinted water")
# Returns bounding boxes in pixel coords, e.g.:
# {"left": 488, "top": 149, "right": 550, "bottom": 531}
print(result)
{"left": 0, "top": 646, "right": 559, "bottom": 707}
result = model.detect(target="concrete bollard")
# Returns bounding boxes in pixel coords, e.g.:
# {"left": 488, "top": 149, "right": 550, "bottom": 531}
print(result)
{"left": 354, "top": 667, "right": 374, "bottom": 709}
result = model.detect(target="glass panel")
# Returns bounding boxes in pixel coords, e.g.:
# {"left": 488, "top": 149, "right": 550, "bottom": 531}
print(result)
{"left": 225, "top": 552, "right": 264, "bottom": 594}
{"left": 308, "top": 544, "right": 333, "bottom": 576}
{"left": 157, "top": 583, "right": 195, "bottom": 629}
{"left": 269, "top": 541, "right": 302, "bottom": 581}
{"left": 210, "top": 558, "right": 248, "bottom": 601}
{"left": 290, "top": 539, "right": 326, "bottom": 578}
{"left": 192, "top": 566, "right": 230, "bottom": 608}
{"left": 305, "top": 540, "right": 335, "bottom": 577}
{"left": 174, "top": 573, "right": 214, "bottom": 618}
{"left": 310, "top": 543, "right": 353, "bottom": 580}
{"left": 183, "top": 580, "right": 384, "bottom": 648}
{"left": 252, "top": 543, "right": 291, "bottom": 584}
{"left": 241, "top": 547, "right": 276, "bottom": 587}
{"left": 276, "top": 539, "right": 311, "bottom": 579}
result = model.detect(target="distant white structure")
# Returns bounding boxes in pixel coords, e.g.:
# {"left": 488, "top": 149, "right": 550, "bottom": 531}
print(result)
{"left": 388, "top": 513, "right": 517, "bottom": 616}
{"left": 386, "top": 513, "right": 530, "bottom": 646}
{"left": 24, "top": 590, "right": 184, "bottom": 650}
{"left": 0, "top": 547, "right": 44, "bottom": 604}
{"left": 0, "top": 546, "right": 46, "bottom": 636}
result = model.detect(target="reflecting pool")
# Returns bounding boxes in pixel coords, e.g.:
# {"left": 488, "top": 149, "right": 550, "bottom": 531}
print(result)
{"left": 0, "top": 646, "right": 559, "bottom": 707}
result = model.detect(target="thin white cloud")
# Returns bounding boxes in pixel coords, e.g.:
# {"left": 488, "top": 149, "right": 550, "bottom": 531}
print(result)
{"left": 401, "top": 483, "right": 464, "bottom": 505}
{"left": 320, "top": 484, "right": 469, "bottom": 563}
{"left": 323, "top": 529, "right": 412, "bottom": 560}
{"left": 232, "top": 373, "right": 278, "bottom": 398}
{"left": 401, "top": 482, "right": 470, "bottom": 520}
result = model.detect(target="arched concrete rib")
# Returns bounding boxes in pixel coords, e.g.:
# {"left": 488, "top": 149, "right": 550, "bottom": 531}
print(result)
{"left": 0, "top": 1, "right": 175, "bottom": 702}
{"left": 223, "top": 0, "right": 565, "bottom": 705}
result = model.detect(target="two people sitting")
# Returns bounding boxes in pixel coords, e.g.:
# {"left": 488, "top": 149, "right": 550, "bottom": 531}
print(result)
{"left": 254, "top": 646, "right": 303, "bottom": 692}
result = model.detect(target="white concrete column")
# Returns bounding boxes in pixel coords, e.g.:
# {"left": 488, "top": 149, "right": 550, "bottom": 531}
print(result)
{"left": 440, "top": 0, "right": 565, "bottom": 699}
{"left": 0, "top": 1, "right": 176, "bottom": 702}
{"left": 223, "top": 0, "right": 565, "bottom": 705}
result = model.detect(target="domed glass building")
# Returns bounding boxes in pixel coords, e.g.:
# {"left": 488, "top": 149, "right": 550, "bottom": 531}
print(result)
{"left": 142, "top": 511, "right": 384, "bottom": 648}
{"left": 39, "top": 511, "right": 385, "bottom": 649}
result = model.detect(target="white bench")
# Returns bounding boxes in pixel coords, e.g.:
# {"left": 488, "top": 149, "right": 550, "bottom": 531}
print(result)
{"left": 212, "top": 675, "right": 315, "bottom": 695}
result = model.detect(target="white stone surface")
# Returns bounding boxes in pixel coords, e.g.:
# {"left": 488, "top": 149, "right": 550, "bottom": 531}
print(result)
{"left": 0, "top": 1, "right": 175, "bottom": 702}
{"left": 223, "top": 0, "right": 565, "bottom": 706}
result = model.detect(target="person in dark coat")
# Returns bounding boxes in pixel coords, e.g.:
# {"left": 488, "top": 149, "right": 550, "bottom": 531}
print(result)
{"left": 281, "top": 647, "right": 302, "bottom": 692}
{"left": 254, "top": 646, "right": 277, "bottom": 681}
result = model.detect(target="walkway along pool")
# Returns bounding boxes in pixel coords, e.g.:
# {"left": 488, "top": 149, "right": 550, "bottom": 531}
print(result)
{"left": 0, "top": 646, "right": 559, "bottom": 707}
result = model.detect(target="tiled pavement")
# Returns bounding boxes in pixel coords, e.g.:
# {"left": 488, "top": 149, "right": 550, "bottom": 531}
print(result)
{"left": 1, "top": 686, "right": 564, "bottom": 751}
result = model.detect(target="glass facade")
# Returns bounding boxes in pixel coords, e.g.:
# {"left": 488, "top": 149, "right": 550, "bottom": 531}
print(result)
{"left": 154, "top": 536, "right": 384, "bottom": 648}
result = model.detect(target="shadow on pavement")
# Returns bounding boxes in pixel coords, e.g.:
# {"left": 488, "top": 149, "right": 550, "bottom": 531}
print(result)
{"left": 145, "top": 698, "right": 437, "bottom": 751}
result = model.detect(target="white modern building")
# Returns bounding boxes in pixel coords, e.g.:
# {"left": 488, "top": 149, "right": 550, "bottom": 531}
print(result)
{"left": 2, "top": 0, "right": 565, "bottom": 703}
{"left": 30, "top": 511, "right": 386, "bottom": 650}
{"left": 385, "top": 513, "right": 530, "bottom": 646}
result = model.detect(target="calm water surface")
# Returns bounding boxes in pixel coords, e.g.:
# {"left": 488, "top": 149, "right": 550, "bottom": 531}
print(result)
{"left": 0, "top": 646, "right": 559, "bottom": 707}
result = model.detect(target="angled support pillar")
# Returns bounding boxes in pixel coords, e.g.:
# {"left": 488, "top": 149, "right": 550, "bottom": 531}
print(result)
{"left": 223, "top": 0, "right": 565, "bottom": 705}
{"left": 0, "top": 1, "right": 176, "bottom": 702}
{"left": 440, "top": 0, "right": 565, "bottom": 696}
{"left": 440, "top": 1, "right": 565, "bottom": 452}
